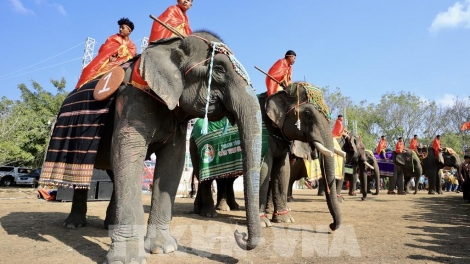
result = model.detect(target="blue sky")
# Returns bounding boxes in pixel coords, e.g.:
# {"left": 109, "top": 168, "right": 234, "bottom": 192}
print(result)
{"left": 1, "top": 0, "right": 469, "bottom": 106}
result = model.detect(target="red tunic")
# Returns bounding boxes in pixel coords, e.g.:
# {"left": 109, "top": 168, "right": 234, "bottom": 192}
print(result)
{"left": 433, "top": 138, "right": 441, "bottom": 157}
{"left": 149, "top": 5, "right": 192, "bottom": 42}
{"left": 395, "top": 141, "right": 404, "bottom": 154}
{"left": 75, "top": 34, "right": 136, "bottom": 89}
{"left": 265, "top": 58, "right": 292, "bottom": 97}
{"left": 332, "top": 119, "right": 344, "bottom": 138}
{"left": 409, "top": 138, "right": 418, "bottom": 151}
{"left": 376, "top": 139, "right": 387, "bottom": 155}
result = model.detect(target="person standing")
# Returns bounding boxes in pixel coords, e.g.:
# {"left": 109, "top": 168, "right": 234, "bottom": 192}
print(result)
{"left": 459, "top": 155, "right": 470, "bottom": 201}
{"left": 266, "top": 50, "right": 296, "bottom": 97}
{"left": 149, "top": 0, "right": 193, "bottom": 42}
{"left": 409, "top": 135, "right": 418, "bottom": 151}
{"left": 76, "top": 18, "right": 136, "bottom": 89}
{"left": 376, "top": 135, "right": 387, "bottom": 159}
{"left": 395, "top": 137, "right": 405, "bottom": 154}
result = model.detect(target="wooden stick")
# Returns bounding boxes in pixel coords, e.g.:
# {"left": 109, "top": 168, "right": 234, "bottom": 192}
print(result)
{"left": 149, "top": 14, "right": 185, "bottom": 38}
{"left": 254, "top": 66, "right": 286, "bottom": 88}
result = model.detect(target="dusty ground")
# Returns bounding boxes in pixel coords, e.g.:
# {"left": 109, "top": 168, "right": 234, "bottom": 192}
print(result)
{"left": 0, "top": 187, "right": 469, "bottom": 264}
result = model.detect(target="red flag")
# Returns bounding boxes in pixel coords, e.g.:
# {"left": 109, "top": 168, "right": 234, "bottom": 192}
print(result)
{"left": 460, "top": 121, "right": 470, "bottom": 131}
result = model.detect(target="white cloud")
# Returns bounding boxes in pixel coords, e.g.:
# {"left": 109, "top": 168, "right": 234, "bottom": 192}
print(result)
{"left": 436, "top": 94, "right": 457, "bottom": 107}
{"left": 9, "top": 0, "right": 34, "bottom": 14}
{"left": 429, "top": 0, "right": 470, "bottom": 33}
{"left": 34, "top": 0, "right": 67, "bottom": 16}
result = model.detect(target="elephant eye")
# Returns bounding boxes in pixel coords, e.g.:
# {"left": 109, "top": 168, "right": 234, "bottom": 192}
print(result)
{"left": 213, "top": 65, "right": 226, "bottom": 74}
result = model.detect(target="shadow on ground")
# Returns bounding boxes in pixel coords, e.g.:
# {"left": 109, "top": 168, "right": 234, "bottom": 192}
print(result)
{"left": 403, "top": 195, "right": 470, "bottom": 263}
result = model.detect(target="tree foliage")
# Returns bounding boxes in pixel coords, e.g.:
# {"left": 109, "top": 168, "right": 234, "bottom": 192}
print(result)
{"left": 0, "top": 78, "right": 67, "bottom": 168}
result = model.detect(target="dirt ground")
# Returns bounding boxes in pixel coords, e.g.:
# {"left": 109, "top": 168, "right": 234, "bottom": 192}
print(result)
{"left": 0, "top": 186, "right": 469, "bottom": 264}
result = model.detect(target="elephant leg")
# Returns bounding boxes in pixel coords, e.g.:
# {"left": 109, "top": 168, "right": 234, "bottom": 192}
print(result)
{"left": 271, "top": 154, "right": 295, "bottom": 224}
{"left": 318, "top": 178, "right": 325, "bottom": 196}
{"left": 194, "top": 180, "right": 217, "bottom": 217}
{"left": 336, "top": 179, "right": 344, "bottom": 202}
{"left": 216, "top": 178, "right": 230, "bottom": 211}
{"left": 259, "top": 151, "right": 273, "bottom": 227}
{"left": 388, "top": 169, "right": 398, "bottom": 194}
{"left": 104, "top": 169, "right": 116, "bottom": 229}
{"left": 63, "top": 188, "right": 88, "bottom": 228}
{"left": 349, "top": 172, "right": 358, "bottom": 195}
{"left": 106, "top": 128, "right": 147, "bottom": 263}
{"left": 396, "top": 169, "right": 405, "bottom": 194}
{"left": 225, "top": 177, "right": 239, "bottom": 210}
{"left": 287, "top": 159, "right": 303, "bottom": 202}
{"left": 145, "top": 134, "right": 186, "bottom": 255}
{"left": 266, "top": 183, "right": 274, "bottom": 214}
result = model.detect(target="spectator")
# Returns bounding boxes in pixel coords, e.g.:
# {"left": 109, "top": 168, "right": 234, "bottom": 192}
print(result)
{"left": 452, "top": 175, "right": 459, "bottom": 193}
{"left": 418, "top": 175, "right": 425, "bottom": 191}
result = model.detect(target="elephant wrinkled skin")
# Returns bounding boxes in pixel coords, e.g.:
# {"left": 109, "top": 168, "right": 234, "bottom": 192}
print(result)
{"left": 62, "top": 31, "right": 263, "bottom": 264}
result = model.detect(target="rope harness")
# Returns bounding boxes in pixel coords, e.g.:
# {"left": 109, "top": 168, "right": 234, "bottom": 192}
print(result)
{"left": 184, "top": 35, "right": 252, "bottom": 135}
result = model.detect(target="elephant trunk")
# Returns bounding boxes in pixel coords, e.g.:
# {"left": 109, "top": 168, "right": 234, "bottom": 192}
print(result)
{"left": 232, "top": 90, "right": 262, "bottom": 250}
{"left": 320, "top": 139, "right": 342, "bottom": 230}
{"left": 372, "top": 158, "right": 380, "bottom": 195}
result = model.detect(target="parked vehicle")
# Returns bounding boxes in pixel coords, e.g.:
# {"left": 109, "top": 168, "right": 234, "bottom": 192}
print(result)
{"left": 0, "top": 166, "right": 39, "bottom": 187}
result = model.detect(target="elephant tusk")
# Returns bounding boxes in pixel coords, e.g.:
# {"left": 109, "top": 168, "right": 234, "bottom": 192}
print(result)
{"left": 314, "top": 142, "right": 334, "bottom": 157}
{"left": 333, "top": 147, "right": 346, "bottom": 158}
{"left": 364, "top": 161, "right": 374, "bottom": 170}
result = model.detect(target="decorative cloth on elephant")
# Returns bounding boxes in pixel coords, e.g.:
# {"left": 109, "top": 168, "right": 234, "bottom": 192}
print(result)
{"left": 192, "top": 116, "right": 269, "bottom": 182}
{"left": 76, "top": 34, "right": 136, "bottom": 89}
{"left": 149, "top": 4, "right": 192, "bottom": 42}
{"left": 302, "top": 139, "right": 344, "bottom": 180}
{"left": 39, "top": 83, "right": 114, "bottom": 189}
{"left": 285, "top": 82, "right": 331, "bottom": 122}
{"left": 373, "top": 150, "right": 394, "bottom": 177}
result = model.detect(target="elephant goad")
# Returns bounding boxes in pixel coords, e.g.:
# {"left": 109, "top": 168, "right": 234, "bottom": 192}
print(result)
{"left": 190, "top": 82, "right": 342, "bottom": 231}
{"left": 40, "top": 31, "right": 263, "bottom": 264}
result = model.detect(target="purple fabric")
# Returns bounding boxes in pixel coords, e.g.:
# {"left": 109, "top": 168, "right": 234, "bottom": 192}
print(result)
{"left": 374, "top": 150, "right": 394, "bottom": 177}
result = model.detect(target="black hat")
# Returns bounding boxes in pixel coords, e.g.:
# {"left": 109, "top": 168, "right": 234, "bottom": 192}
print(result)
{"left": 464, "top": 155, "right": 470, "bottom": 159}
{"left": 338, "top": 115, "right": 343, "bottom": 118}
{"left": 285, "top": 50, "right": 296, "bottom": 57}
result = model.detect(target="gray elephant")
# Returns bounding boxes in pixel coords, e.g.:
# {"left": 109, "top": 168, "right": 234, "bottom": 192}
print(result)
{"left": 388, "top": 150, "right": 423, "bottom": 195}
{"left": 190, "top": 82, "right": 342, "bottom": 230}
{"left": 42, "top": 31, "right": 263, "bottom": 263}
{"left": 418, "top": 147, "right": 460, "bottom": 194}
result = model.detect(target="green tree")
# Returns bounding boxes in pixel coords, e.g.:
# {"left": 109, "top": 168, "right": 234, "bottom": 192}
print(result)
{"left": 0, "top": 78, "right": 67, "bottom": 167}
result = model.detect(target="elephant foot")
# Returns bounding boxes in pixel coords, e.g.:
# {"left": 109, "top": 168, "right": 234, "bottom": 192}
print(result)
{"left": 348, "top": 192, "right": 357, "bottom": 196}
{"left": 104, "top": 215, "right": 116, "bottom": 230}
{"left": 272, "top": 209, "right": 295, "bottom": 223}
{"left": 387, "top": 191, "right": 396, "bottom": 195}
{"left": 199, "top": 206, "right": 218, "bottom": 217}
{"left": 216, "top": 198, "right": 231, "bottom": 211}
{"left": 105, "top": 239, "right": 147, "bottom": 264}
{"left": 317, "top": 192, "right": 325, "bottom": 196}
{"left": 361, "top": 197, "right": 367, "bottom": 201}
{"left": 287, "top": 196, "right": 294, "bottom": 202}
{"left": 438, "top": 191, "right": 443, "bottom": 194}
{"left": 367, "top": 191, "right": 372, "bottom": 194}
{"left": 428, "top": 191, "right": 436, "bottom": 195}
{"left": 144, "top": 229, "right": 178, "bottom": 254}
{"left": 260, "top": 213, "right": 273, "bottom": 227}
{"left": 63, "top": 212, "right": 87, "bottom": 228}
{"left": 397, "top": 191, "right": 406, "bottom": 195}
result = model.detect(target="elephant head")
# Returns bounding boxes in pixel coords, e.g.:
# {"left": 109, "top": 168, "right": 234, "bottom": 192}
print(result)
{"left": 265, "top": 82, "right": 341, "bottom": 230}
{"left": 442, "top": 148, "right": 461, "bottom": 169}
{"left": 140, "top": 31, "right": 262, "bottom": 250}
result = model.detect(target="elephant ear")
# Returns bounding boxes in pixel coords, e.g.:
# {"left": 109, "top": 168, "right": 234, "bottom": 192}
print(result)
{"left": 291, "top": 141, "right": 315, "bottom": 160}
{"left": 266, "top": 91, "right": 289, "bottom": 128}
{"left": 139, "top": 38, "right": 184, "bottom": 110}
{"left": 395, "top": 152, "right": 405, "bottom": 166}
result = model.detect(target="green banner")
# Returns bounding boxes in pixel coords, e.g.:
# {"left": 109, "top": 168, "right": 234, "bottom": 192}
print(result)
{"left": 192, "top": 117, "right": 269, "bottom": 181}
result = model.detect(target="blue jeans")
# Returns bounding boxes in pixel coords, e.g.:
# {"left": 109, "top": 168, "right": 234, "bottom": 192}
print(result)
{"left": 445, "top": 182, "right": 452, "bottom": 191}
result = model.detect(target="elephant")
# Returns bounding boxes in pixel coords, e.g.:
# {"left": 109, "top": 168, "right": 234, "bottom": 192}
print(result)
{"left": 388, "top": 150, "right": 423, "bottom": 195}
{"left": 336, "top": 135, "right": 380, "bottom": 200}
{"left": 189, "top": 82, "right": 342, "bottom": 231}
{"left": 52, "top": 31, "right": 263, "bottom": 263}
{"left": 418, "top": 147, "right": 460, "bottom": 194}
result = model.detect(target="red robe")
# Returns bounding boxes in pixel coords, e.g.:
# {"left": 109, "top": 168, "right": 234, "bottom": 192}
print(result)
{"left": 332, "top": 119, "right": 344, "bottom": 138}
{"left": 76, "top": 34, "right": 136, "bottom": 89}
{"left": 265, "top": 58, "right": 292, "bottom": 97}
{"left": 433, "top": 138, "right": 441, "bottom": 157}
{"left": 409, "top": 138, "right": 418, "bottom": 151}
{"left": 395, "top": 141, "right": 404, "bottom": 154}
{"left": 376, "top": 139, "right": 387, "bottom": 155}
{"left": 149, "top": 5, "right": 192, "bottom": 42}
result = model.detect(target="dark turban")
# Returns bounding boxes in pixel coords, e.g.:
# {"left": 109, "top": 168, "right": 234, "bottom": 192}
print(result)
{"left": 285, "top": 50, "right": 296, "bottom": 57}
